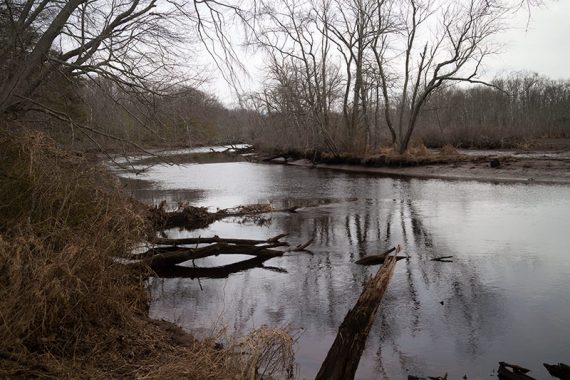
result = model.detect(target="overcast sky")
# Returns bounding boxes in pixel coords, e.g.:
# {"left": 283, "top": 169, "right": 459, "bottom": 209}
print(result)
{"left": 207, "top": 0, "right": 570, "bottom": 105}
{"left": 485, "top": 0, "right": 570, "bottom": 79}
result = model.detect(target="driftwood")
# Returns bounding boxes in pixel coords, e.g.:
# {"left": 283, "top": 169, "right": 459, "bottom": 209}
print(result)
{"left": 133, "top": 233, "right": 313, "bottom": 272}
{"left": 498, "top": 362, "right": 535, "bottom": 380}
{"left": 354, "top": 247, "right": 405, "bottom": 265}
{"left": 289, "top": 237, "right": 314, "bottom": 253}
{"left": 150, "top": 234, "right": 289, "bottom": 249}
{"left": 142, "top": 243, "right": 285, "bottom": 269}
{"left": 544, "top": 363, "right": 570, "bottom": 380}
{"left": 315, "top": 247, "right": 400, "bottom": 380}
{"left": 430, "top": 256, "right": 454, "bottom": 262}
{"left": 150, "top": 203, "right": 298, "bottom": 230}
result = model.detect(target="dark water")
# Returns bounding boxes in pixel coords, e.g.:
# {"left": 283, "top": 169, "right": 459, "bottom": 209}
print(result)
{"left": 120, "top": 160, "right": 570, "bottom": 379}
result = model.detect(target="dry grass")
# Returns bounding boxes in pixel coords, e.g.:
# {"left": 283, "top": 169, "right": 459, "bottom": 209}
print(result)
{"left": 438, "top": 144, "right": 460, "bottom": 157}
{"left": 143, "top": 326, "right": 295, "bottom": 379}
{"left": 314, "top": 143, "right": 467, "bottom": 167}
{"left": 0, "top": 129, "right": 295, "bottom": 379}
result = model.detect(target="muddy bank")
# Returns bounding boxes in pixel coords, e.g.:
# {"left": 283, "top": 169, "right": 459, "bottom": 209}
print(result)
{"left": 270, "top": 152, "right": 570, "bottom": 185}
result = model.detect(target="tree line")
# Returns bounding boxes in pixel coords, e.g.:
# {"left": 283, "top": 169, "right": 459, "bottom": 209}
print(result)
{"left": 243, "top": 0, "right": 568, "bottom": 153}
{"left": 2, "top": 0, "right": 566, "bottom": 153}
{"left": 248, "top": 72, "right": 570, "bottom": 151}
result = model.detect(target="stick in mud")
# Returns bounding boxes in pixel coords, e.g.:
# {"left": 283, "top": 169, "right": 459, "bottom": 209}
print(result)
{"left": 315, "top": 247, "right": 401, "bottom": 380}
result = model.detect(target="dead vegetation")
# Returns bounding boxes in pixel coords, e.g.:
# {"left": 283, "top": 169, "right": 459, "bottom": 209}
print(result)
{"left": 150, "top": 202, "right": 298, "bottom": 230}
{"left": 0, "top": 130, "right": 294, "bottom": 379}
{"left": 261, "top": 143, "right": 479, "bottom": 168}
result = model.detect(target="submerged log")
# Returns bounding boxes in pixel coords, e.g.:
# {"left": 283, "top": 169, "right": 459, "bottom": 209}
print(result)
{"left": 315, "top": 248, "right": 400, "bottom": 380}
{"left": 498, "top": 362, "right": 535, "bottom": 380}
{"left": 354, "top": 247, "right": 406, "bottom": 265}
{"left": 144, "top": 242, "right": 285, "bottom": 270}
{"left": 544, "top": 363, "right": 570, "bottom": 380}
{"left": 430, "top": 256, "right": 453, "bottom": 262}
{"left": 408, "top": 375, "right": 447, "bottom": 380}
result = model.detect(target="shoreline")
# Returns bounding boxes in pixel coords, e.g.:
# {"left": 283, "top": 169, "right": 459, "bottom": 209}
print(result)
{"left": 267, "top": 154, "right": 570, "bottom": 185}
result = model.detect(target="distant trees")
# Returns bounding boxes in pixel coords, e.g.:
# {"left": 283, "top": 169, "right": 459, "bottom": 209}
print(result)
{"left": 416, "top": 73, "right": 570, "bottom": 147}
{"left": 251, "top": 0, "right": 548, "bottom": 153}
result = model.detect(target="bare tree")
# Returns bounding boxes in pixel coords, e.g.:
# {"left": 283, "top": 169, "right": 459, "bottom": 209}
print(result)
{"left": 252, "top": 0, "right": 543, "bottom": 153}
{"left": 369, "top": 0, "right": 512, "bottom": 153}
{"left": 0, "top": 0, "right": 249, "bottom": 149}
{"left": 253, "top": 0, "right": 342, "bottom": 152}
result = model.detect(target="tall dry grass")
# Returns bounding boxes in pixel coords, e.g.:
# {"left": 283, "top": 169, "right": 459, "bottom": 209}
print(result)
{"left": 0, "top": 129, "right": 295, "bottom": 378}
{"left": 0, "top": 129, "right": 150, "bottom": 376}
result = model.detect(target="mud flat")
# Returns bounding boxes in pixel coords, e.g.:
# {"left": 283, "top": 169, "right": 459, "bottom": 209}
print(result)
{"left": 281, "top": 151, "right": 570, "bottom": 185}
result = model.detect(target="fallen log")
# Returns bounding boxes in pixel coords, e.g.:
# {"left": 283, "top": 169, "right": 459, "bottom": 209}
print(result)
{"left": 135, "top": 241, "right": 287, "bottom": 259}
{"left": 131, "top": 232, "right": 313, "bottom": 273}
{"left": 152, "top": 256, "right": 284, "bottom": 279}
{"left": 150, "top": 203, "right": 299, "bottom": 230}
{"left": 315, "top": 247, "right": 400, "bottom": 380}
{"left": 498, "top": 362, "right": 535, "bottom": 380}
{"left": 430, "top": 256, "right": 453, "bottom": 262}
{"left": 262, "top": 153, "right": 289, "bottom": 162}
{"left": 142, "top": 243, "right": 286, "bottom": 270}
{"left": 354, "top": 247, "right": 407, "bottom": 265}
{"left": 544, "top": 363, "right": 570, "bottom": 380}
{"left": 151, "top": 233, "right": 289, "bottom": 247}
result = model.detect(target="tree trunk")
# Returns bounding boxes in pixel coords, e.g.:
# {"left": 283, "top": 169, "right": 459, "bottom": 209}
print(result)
{"left": 316, "top": 252, "right": 399, "bottom": 380}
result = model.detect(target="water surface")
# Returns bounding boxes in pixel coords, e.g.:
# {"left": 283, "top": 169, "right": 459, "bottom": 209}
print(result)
{"left": 120, "top": 160, "right": 570, "bottom": 379}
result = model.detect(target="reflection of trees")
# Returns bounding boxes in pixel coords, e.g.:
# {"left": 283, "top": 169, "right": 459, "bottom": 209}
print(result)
{"left": 149, "top": 177, "right": 507, "bottom": 378}
{"left": 368, "top": 180, "right": 505, "bottom": 376}
{"left": 265, "top": 179, "right": 505, "bottom": 377}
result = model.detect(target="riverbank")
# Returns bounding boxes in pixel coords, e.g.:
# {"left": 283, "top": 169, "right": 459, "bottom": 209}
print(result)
{"left": 0, "top": 130, "right": 292, "bottom": 379}
{"left": 260, "top": 148, "right": 570, "bottom": 185}
{"left": 126, "top": 150, "right": 570, "bottom": 379}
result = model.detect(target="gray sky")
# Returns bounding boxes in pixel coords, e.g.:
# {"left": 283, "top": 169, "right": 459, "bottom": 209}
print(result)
{"left": 207, "top": 0, "right": 570, "bottom": 105}
{"left": 485, "top": 0, "right": 570, "bottom": 79}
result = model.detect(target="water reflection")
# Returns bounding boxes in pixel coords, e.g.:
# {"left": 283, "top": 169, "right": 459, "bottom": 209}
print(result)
{"left": 121, "top": 162, "right": 570, "bottom": 379}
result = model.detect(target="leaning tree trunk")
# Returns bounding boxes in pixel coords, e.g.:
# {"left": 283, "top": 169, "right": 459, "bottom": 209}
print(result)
{"left": 315, "top": 253, "right": 399, "bottom": 380}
